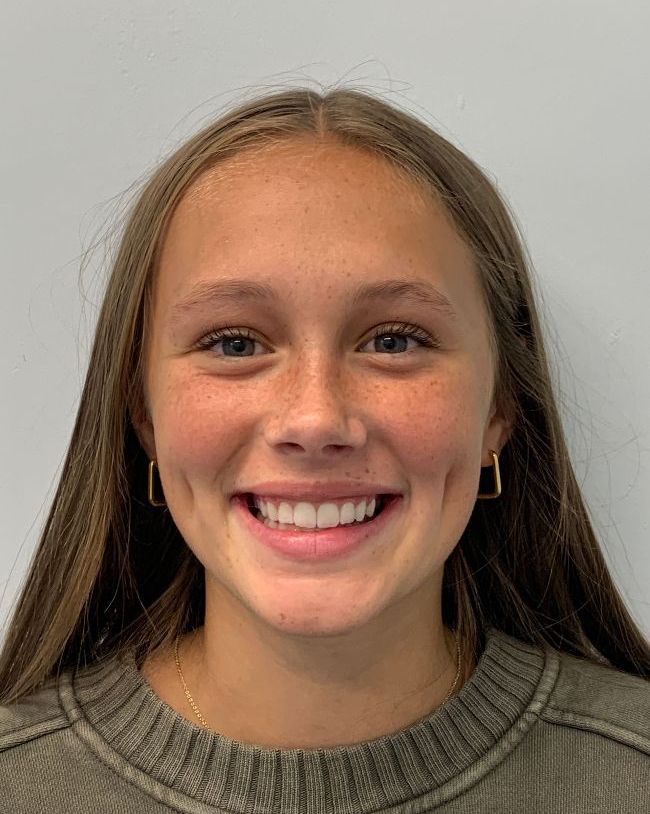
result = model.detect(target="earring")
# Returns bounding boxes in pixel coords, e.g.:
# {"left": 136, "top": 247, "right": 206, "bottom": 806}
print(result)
{"left": 477, "top": 449, "right": 502, "bottom": 499}
{"left": 148, "top": 459, "right": 167, "bottom": 507}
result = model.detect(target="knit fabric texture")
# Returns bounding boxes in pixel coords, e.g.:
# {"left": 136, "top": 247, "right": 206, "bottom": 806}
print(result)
{"left": 1, "top": 626, "right": 648, "bottom": 812}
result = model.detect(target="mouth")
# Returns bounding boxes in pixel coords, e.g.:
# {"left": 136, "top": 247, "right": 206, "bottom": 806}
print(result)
{"left": 241, "top": 493, "right": 394, "bottom": 528}
{"left": 232, "top": 492, "right": 403, "bottom": 562}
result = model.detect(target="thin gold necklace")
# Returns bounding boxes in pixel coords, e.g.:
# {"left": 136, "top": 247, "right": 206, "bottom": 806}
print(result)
{"left": 174, "top": 630, "right": 463, "bottom": 731}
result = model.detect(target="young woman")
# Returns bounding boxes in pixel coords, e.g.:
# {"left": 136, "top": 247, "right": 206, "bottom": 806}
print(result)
{"left": 1, "top": 87, "right": 648, "bottom": 813}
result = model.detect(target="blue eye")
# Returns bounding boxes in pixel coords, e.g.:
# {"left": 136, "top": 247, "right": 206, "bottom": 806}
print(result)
{"left": 363, "top": 323, "right": 440, "bottom": 353}
{"left": 196, "top": 322, "right": 440, "bottom": 358}
{"left": 197, "top": 327, "right": 261, "bottom": 357}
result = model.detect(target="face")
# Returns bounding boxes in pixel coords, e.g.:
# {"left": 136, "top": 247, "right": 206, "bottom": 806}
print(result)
{"left": 138, "top": 138, "right": 510, "bottom": 638}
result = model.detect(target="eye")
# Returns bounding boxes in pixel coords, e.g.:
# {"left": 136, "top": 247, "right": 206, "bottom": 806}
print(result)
{"left": 359, "top": 322, "right": 440, "bottom": 354}
{"left": 195, "top": 327, "right": 265, "bottom": 358}
{"left": 195, "top": 322, "right": 440, "bottom": 358}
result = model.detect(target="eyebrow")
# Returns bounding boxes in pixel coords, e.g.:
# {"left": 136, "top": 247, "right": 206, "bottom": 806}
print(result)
{"left": 169, "top": 277, "right": 458, "bottom": 325}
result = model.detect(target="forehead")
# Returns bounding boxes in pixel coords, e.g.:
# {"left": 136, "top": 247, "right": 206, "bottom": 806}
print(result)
{"left": 181, "top": 138, "right": 431, "bottom": 213}
{"left": 154, "top": 139, "right": 490, "bottom": 347}
{"left": 169, "top": 140, "right": 441, "bottom": 268}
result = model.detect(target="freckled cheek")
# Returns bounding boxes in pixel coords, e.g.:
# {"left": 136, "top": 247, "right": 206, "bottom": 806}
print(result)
{"left": 154, "top": 377, "right": 250, "bottom": 473}
{"left": 379, "top": 381, "right": 482, "bottom": 478}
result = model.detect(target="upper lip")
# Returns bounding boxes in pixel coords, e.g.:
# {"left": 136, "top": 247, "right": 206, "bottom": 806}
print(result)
{"left": 232, "top": 481, "right": 403, "bottom": 502}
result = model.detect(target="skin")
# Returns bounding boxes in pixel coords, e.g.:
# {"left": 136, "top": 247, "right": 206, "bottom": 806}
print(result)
{"left": 136, "top": 138, "right": 512, "bottom": 749}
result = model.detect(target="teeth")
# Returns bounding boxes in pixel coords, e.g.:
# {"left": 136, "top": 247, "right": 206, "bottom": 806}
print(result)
{"left": 293, "top": 503, "right": 317, "bottom": 528}
{"left": 253, "top": 496, "right": 379, "bottom": 530}
{"left": 266, "top": 501, "right": 278, "bottom": 522}
{"left": 339, "top": 502, "right": 357, "bottom": 525}
{"left": 278, "top": 502, "right": 295, "bottom": 524}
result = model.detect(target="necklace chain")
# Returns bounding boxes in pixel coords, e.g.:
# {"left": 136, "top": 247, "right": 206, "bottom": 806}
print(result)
{"left": 174, "top": 630, "right": 463, "bottom": 731}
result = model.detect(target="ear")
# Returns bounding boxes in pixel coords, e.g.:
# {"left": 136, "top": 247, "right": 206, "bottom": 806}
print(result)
{"left": 481, "top": 398, "right": 515, "bottom": 466}
{"left": 129, "top": 398, "right": 157, "bottom": 462}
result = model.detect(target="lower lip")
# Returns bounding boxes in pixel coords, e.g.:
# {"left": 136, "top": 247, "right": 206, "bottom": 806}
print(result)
{"left": 231, "top": 494, "right": 403, "bottom": 562}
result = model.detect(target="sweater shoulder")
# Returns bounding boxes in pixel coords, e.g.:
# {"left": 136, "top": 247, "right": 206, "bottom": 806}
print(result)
{"left": 541, "top": 647, "right": 650, "bottom": 754}
{"left": 0, "top": 677, "right": 71, "bottom": 753}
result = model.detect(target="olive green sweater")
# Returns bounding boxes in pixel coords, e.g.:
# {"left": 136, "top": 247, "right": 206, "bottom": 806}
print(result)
{"left": 1, "top": 627, "right": 648, "bottom": 813}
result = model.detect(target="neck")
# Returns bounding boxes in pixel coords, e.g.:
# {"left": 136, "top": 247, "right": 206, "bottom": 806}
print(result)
{"left": 168, "top": 591, "right": 469, "bottom": 749}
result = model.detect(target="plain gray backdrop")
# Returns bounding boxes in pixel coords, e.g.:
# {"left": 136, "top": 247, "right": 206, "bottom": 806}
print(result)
{"left": 1, "top": 1, "right": 649, "bottom": 640}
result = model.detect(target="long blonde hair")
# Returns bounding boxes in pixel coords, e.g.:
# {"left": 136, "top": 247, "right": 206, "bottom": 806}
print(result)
{"left": 2, "top": 87, "right": 648, "bottom": 705}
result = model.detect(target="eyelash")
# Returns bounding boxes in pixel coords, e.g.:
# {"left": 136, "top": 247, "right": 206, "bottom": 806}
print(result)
{"left": 195, "top": 322, "right": 441, "bottom": 356}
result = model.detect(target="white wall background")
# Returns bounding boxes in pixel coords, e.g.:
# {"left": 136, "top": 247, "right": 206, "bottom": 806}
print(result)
{"left": 1, "top": 1, "right": 648, "bottom": 639}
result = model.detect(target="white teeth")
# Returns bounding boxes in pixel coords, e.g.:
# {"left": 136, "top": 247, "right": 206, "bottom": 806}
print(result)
{"left": 253, "top": 496, "right": 378, "bottom": 530}
{"left": 293, "top": 503, "right": 316, "bottom": 528}
{"left": 339, "top": 501, "right": 357, "bottom": 525}
{"left": 316, "top": 503, "right": 342, "bottom": 529}
{"left": 277, "top": 502, "right": 294, "bottom": 524}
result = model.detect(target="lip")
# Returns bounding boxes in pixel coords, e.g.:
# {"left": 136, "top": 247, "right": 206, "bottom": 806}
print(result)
{"left": 231, "top": 481, "right": 403, "bottom": 502}
{"left": 231, "top": 493, "right": 403, "bottom": 562}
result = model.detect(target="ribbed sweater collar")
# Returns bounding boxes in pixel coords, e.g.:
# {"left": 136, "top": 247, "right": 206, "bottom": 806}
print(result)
{"left": 58, "top": 626, "right": 557, "bottom": 813}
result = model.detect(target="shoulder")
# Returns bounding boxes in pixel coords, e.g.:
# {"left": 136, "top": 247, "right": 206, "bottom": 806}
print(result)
{"left": 0, "top": 676, "right": 71, "bottom": 754}
{"left": 541, "top": 646, "right": 650, "bottom": 754}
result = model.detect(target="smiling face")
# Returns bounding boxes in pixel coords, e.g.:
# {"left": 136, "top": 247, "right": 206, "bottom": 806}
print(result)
{"left": 137, "top": 138, "right": 511, "bottom": 638}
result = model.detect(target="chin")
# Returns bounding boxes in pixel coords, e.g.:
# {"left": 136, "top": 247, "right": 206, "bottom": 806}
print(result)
{"left": 250, "top": 590, "right": 379, "bottom": 638}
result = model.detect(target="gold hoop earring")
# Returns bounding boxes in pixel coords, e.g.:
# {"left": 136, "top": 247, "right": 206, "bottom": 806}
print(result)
{"left": 477, "top": 449, "right": 502, "bottom": 499}
{"left": 148, "top": 459, "right": 167, "bottom": 507}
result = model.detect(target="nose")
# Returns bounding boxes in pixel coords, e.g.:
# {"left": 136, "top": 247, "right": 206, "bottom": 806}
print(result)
{"left": 262, "top": 352, "right": 367, "bottom": 459}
